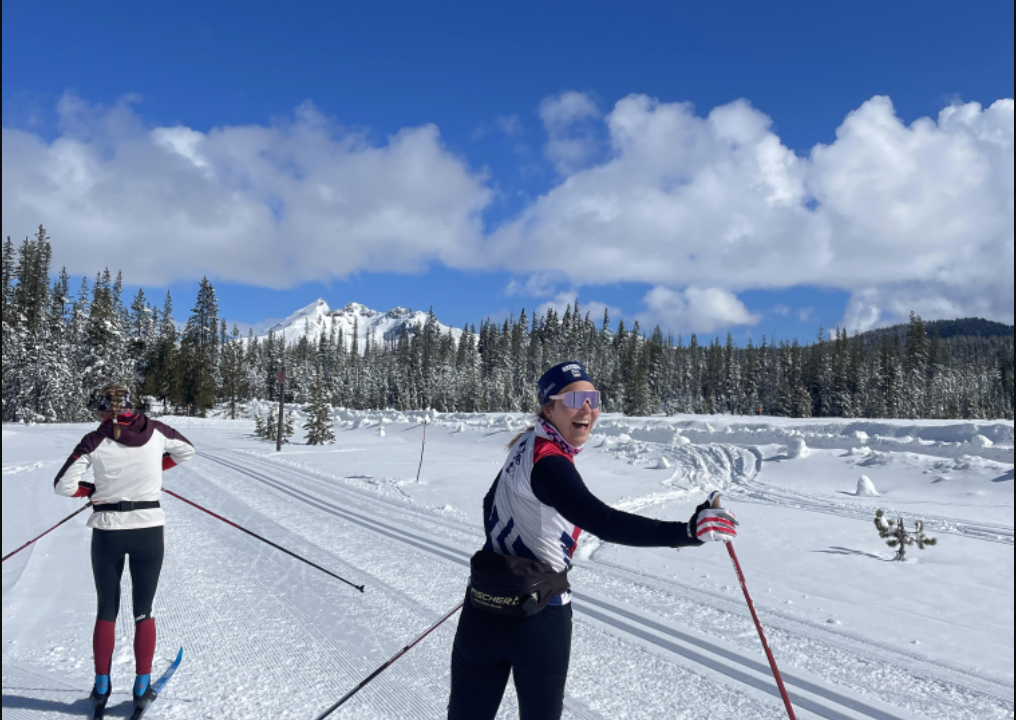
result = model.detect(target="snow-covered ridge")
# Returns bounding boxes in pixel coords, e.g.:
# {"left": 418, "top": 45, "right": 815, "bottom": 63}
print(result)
{"left": 258, "top": 300, "right": 463, "bottom": 349}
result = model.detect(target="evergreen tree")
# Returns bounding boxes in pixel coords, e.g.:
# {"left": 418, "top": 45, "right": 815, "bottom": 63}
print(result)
{"left": 219, "top": 324, "right": 249, "bottom": 419}
{"left": 180, "top": 278, "right": 219, "bottom": 414}
{"left": 305, "top": 375, "right": 336, "bottom": 445}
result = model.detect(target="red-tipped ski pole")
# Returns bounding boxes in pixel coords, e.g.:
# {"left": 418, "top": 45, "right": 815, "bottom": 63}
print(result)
{"left": 163, "top": 489, "right": 365, "bottom": 594}
{"left": 2, "top": 503, "right": 92, "bottom": 563}
{"left": 727, "top": 540, "right": 796, "bottom": 714}
{"left": 314, "top": 602, "right": 464, "bottom": 720}
{"left": 711, "top": 489, "right": 796, "bottom": 718}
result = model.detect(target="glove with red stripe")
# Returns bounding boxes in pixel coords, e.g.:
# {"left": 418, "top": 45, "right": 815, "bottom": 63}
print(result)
{"left": 689, "top": 492, "right": 739, "bottom": 543}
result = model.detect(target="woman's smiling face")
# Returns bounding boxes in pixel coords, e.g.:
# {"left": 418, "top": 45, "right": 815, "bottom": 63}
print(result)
{"left": 543, "top": 380, "right": 600, "bottom": 447}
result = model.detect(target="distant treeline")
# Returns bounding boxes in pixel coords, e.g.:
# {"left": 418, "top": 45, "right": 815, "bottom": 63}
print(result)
{"left": 3, "top": 227, "right": 1014, "bottom": 423}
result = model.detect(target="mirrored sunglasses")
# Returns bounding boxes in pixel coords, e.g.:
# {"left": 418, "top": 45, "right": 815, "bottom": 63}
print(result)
{"left": 549, "top": 391, "right": 601, "bottom": 410}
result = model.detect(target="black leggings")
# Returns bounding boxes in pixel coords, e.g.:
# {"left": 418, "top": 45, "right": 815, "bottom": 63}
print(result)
{"left": 91, "top": 527, "right": 165, "bottom": 623}
{"left": 448, "top": 598, "right": 573, "bottom": 720}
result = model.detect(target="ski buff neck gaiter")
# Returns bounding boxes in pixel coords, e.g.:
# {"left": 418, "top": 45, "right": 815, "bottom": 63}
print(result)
{"left": 538, "top": 418, "right": 583, "bottom": 460}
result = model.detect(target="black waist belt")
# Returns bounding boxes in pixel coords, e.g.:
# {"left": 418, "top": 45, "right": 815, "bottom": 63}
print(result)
{"left": 92, "top": 501, "right": 162, "bottom": 513}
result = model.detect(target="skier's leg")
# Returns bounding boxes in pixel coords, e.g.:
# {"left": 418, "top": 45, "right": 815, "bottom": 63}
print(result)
{"left": 447, "top": 600, "right": 512, "bottom": 720}
{"left": 510, "top": 604, "right": 573, "bottom": 720}
{"left": 91, "top": 530, "right": 127, "bottom": 675}
{"left": 127, "top": 527, "right": 165, "bottom": 681}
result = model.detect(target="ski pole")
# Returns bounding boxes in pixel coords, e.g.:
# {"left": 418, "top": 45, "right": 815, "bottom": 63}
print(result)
{"left": 314, "top": 602, "right": 464, "bottom": 719}
{"left": 163, "top": 489, "right": 366, "bottom": 594}
{"left": 711, "top": 494, "right": 797, "bottom": 720}
{"left": 2, "top": 503, "right": 92, "bottom": 563}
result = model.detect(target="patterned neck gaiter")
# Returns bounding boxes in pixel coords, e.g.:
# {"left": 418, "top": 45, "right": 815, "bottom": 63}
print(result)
{"left": 538, "top": 418, "right": 583, "bottom": 459}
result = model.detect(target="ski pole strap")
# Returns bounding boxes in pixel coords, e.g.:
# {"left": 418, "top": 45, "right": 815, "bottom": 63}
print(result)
{"left": 92, "top": 501, "right": 161, "bottom": 513}
{"left": 2, "top": 503, "right": 92, "bottom": 564}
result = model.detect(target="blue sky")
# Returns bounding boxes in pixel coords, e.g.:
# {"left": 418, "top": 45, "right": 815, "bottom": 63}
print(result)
{"left": 3, "top": 0, "right": 1013, "bottom": 343}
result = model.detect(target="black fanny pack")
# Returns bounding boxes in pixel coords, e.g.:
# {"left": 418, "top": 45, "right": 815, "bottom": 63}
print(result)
{"left": 92, "top": 501, "right": 161, "bottom": 513}
{"left": 468, "top": 550, "right": 571, "bottom": 618}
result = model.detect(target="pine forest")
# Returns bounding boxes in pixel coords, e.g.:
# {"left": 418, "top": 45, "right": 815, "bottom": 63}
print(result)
{"left": 3, "top": 228, "right": 1013, "bottom": 424}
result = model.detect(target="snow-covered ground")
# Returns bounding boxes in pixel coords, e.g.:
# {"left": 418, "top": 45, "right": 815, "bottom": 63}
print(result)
{"left": 3, "top": 412, "right": 1013, "bottom": 720}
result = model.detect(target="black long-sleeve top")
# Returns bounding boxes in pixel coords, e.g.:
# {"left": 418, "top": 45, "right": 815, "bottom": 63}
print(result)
{"left": 528, "top": 456, "right": 701, "bottom": 548}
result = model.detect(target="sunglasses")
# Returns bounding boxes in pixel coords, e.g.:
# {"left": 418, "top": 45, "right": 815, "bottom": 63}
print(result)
{"left": 548, "top": 391, "right": 601, "bottom": 410}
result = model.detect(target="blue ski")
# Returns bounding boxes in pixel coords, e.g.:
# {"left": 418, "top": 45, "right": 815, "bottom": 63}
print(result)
{"left": 129, "top": 648, "right": 183, "bottom": 720}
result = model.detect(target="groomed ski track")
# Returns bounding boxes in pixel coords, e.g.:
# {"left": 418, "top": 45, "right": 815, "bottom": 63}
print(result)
{"left": 185, "top": 446, "right": 1010, "bottom": 720}
{"left": 3, "top": 429, "right": 1012, "bottom": 720}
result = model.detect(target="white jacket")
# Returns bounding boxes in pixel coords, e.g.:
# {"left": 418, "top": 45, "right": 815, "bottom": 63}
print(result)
{"left": 54, "top": 414, "right": 195, "bottom": 531}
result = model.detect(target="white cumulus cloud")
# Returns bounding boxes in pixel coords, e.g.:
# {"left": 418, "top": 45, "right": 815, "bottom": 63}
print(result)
{"left": 2, "top": 95, "right": 492, "bottom": 289}
{"left": 489, "top": 93, "right": 1013, "bottom": 331}
{"left": 3, "top": 92, "right": 1012, "bottom": 335}
{"left": 639, "top": 287, "right": 762, "bottom": 335}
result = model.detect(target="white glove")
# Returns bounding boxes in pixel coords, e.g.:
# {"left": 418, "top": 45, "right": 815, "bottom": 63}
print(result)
{"left": 691, "top": 492, "right": 739, "bottom": 543}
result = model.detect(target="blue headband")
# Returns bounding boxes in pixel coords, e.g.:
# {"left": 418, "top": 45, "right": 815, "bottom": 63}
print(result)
{"left": 538, "top": 361, "right": 593, "bottom": 405}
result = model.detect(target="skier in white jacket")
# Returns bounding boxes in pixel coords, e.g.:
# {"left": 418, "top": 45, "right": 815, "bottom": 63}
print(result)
{"left": 54, "top": 384, "right": 195, "bottom": 717}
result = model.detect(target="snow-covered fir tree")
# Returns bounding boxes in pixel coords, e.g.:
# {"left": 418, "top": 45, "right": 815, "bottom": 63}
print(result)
{"left": 304, "top": 376, "right": 335, "bottom": 446}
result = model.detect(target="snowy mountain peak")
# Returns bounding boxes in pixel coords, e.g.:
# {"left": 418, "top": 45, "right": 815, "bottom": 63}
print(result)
{"left": 260, "top": 300, "right": 461, "bottom": 349}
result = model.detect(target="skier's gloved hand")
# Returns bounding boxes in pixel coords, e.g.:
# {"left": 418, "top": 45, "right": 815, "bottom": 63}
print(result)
{"left": 689, "top": 492, "right": 739, "bottom": 543}
{"left": 72, "top": 483, "right": 95, "bottom": 499}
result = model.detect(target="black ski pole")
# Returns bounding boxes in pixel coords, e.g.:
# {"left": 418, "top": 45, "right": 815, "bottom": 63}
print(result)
{"left": 164, "top": 489, "right": 365, "bottom": 593}
{"left": 313, "top": 603, "right": 464, "bottom": 719}
{"left": 2, "top": 503, "right": 92, "bottom": 563}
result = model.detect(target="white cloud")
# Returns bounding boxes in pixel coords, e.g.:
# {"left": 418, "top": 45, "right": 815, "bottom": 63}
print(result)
{"left": 505, "top": 272, "right": 566, "bottom": 298}
{"left": 3, "top": 92, "right": 1012, "bottom": 335}
{"left": 638, "top": 287, "right": 761, "bottom": 335}
{"left": 491, "top": 94, "right": 1013, "bottom": 331}
{"left": 2, "top": 95, "right": 492, "bottom": 288}
{"left": 539, "top": 92, "right": 602, "bottom": 175}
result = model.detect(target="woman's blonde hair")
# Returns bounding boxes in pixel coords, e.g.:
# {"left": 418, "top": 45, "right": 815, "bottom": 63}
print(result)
{"left": 506, "top": 397, "right": 552, "bottom": 450}
{"left": 97, "top": 384, "right": 132, "bottom": 440}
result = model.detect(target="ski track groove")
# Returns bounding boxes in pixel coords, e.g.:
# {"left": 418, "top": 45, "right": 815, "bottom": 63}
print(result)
{"left": 188, "top": 451, "right": 610, "bottom": 720}
{"left": 196, "top": 448, "right": 1005, "bottom": 720}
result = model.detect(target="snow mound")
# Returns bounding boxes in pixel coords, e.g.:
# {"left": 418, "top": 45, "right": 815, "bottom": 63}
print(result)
{"left": 856, "top": 475, "right": 881, "bottom": 497}
{"left": 970, "top": 434, "right": 994, "bottom": 449}
{"left": 786, "top": 437, "right": 810, "bottom": 459}
{"left": 655, "top": 457, "right": 673, "bottom": 470}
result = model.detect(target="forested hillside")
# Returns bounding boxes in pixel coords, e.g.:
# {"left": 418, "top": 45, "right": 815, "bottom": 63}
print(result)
{"left": 3, "top": 228, "right": 1013, "bottom": 423}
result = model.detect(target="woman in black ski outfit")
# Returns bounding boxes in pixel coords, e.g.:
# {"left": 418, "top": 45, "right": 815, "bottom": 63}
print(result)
{"left": 447, "top": 361, "right": 739, "bottom": 720}
{"left": 54, "top": 385, "right": 195, "bottom": 718}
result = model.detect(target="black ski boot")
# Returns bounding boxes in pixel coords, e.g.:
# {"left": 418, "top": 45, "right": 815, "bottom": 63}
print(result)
{"left": 130, "top": 685, "right": 158, "bottom": 720}
{"left": 90, "top": 683, "right": 111, "bottom": 720}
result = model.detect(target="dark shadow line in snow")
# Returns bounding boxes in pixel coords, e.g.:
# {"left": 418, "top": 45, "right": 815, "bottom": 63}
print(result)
{"left": 484, "top": 430, "right": 508, "bottom": 437}
{"left": 0, "top": 692, "right": 124, "bottom": 714}
{"left": 814, "top": 547, "right": 890, "bottom": 562}
{"left": 762, "top": 455, "right": 791, "bottom": 463}
{"left": 992, "top": 471, "right": 1014, "bottom": 484}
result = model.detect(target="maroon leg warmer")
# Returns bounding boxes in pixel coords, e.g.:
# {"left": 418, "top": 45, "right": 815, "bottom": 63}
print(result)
{"left": 93, "top": 620, "right": 116, "bottom": 675}
{"left": 134, "top": 618, "right": 157, "bottom": 676}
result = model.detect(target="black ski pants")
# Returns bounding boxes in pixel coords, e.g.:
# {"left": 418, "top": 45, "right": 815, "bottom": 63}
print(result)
{"left": 91, "top": 526, "right": 165, "bottom": 623}
{"left": 448, "top": 597, "right": 573, "bottom": 720}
